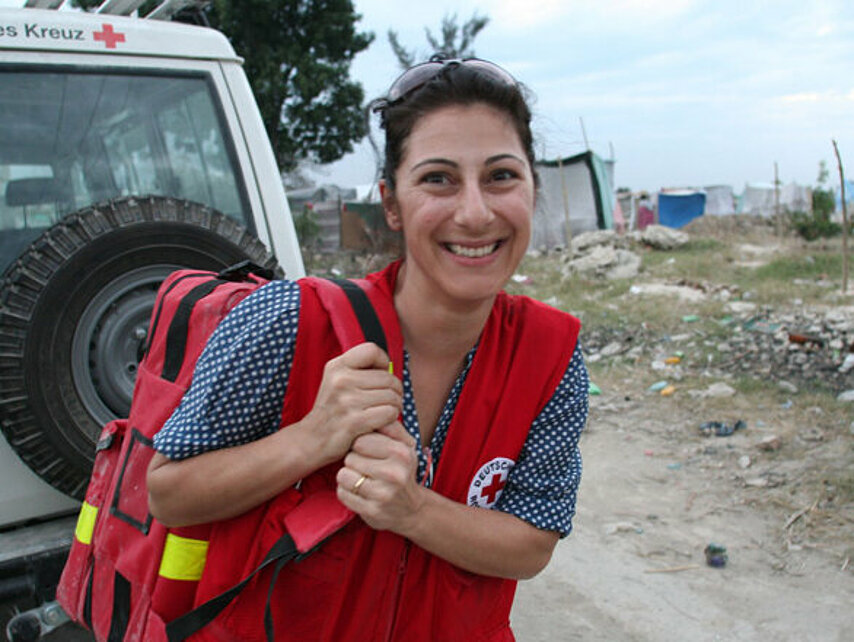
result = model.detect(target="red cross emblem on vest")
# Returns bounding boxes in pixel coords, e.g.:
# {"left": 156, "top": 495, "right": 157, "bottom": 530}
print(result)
{"left": 481, "top": 474, "right": 506, "bottom": 504}
{"left": 467, "top": 457, "right": 515, "bottom": 509}
{"left": 93, "top": 24, "right": 126, "bottom": 49}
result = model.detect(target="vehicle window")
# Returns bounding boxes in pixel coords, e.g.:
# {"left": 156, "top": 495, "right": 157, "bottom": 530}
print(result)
{"left": 0, "top": 69, "right": 252, "bottom": 259}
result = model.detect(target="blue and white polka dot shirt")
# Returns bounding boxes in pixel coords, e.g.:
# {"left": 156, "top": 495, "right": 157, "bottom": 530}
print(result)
{"left": 154, "top": 280, "right": 589, "bottom": 536}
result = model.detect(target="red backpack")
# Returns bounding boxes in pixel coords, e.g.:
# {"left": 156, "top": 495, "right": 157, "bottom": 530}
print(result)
{"left": 56, "top": 261, "right": 394, "bottom": 641}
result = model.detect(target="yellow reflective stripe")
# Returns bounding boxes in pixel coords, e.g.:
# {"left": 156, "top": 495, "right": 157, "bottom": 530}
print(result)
{"left": 74, "top": 501, "right": 98, "bottom": 545}
{"left": 158, "top": 533, "right": 209, "bottom": 581}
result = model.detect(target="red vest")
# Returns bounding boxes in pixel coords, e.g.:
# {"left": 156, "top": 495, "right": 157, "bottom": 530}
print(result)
{"left": 191, "top": 262, "right": 580, "bottom": 642}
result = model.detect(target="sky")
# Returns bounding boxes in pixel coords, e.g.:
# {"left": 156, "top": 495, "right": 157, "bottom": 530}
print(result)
{"left": 314, "top": 0, "right": 854, "bottom": 195}
{"left": 2, "top": 0, "right": 852, "bottom": 195}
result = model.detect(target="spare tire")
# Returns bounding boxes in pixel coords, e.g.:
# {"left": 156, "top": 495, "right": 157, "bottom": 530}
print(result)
{"left": 0, "top": 196, "right": 282, "bottom": 499}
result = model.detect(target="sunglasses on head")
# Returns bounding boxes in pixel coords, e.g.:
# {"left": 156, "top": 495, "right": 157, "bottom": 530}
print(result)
{"left": 377, "top": 55, "right": 518, "bottom": 111}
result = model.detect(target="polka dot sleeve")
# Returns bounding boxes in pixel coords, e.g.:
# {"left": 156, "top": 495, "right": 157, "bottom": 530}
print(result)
{"left": 152, "top": 280, "right": 301, "bottom": 460}
{"left": 494, "top": 344, "right": 589, "bottom": 537}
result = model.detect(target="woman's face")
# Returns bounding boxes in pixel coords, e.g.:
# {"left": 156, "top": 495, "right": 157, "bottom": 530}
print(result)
{"left": 382, "top": 103, "right": 535, "bottom": 309}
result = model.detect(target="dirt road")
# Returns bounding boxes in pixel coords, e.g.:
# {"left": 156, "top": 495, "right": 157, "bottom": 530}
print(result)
{"left": 512, "top": 383, "right": 854, "bottom": 641}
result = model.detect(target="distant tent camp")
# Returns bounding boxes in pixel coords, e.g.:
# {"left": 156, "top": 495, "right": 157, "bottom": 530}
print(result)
{"left": 836, "top": 180, "right": 854, "bottom": 212}
{"left": 738, "top": 182, "right": 811, "bottom": 216}
{"left": 532, "top": 151, "right": 615, "bottom": 250}
{"left": 657, "top": 190, "right": 706, "bottom": 228}
{"left": 704, "top": 185, "right": 735, "bottom": 216}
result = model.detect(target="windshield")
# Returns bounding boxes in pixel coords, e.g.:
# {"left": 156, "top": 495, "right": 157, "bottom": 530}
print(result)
{"left": 0, "top": 68, "right": 252, "bottom": 272}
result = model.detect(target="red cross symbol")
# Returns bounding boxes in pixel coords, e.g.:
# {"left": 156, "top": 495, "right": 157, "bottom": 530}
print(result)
{"left": 480, "top": 473, "right": 506, "bottom": 504}
{"left": 93, "top": 24, "right": 126, "bottom": 49}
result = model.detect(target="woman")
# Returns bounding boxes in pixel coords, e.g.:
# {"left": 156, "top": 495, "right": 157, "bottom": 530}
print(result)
{"left": 148, "top": 57, "right": 588, "bottom": 641}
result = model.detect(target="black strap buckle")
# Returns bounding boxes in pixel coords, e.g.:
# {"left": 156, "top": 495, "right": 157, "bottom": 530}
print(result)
{"left": 217, "top": 260, "right": 276, "bottom": 282}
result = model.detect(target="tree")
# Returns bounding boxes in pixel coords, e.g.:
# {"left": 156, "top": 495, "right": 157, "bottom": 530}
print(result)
{"left": 388, "top": 13, "right": 489, "bottom": 70}
{"left": 207, "top": 0, "right": 373, "bottom": 171}
{"left": 73, "top": 0, "right": 374, "bottom": 172}
{"left": 813, "top": 160, "right": 835, "bottom": 222}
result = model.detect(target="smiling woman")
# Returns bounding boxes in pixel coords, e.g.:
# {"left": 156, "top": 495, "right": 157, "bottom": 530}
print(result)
{"left": 146, "top": 57, "right": 589, "bottom": 641}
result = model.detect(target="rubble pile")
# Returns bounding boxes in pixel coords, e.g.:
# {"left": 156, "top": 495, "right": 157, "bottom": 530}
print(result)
{"left": 582, "top": 303, "right": 854, "bottom": 396}
{"left": 561, "top": 226, "right": 692, "bottom": 280}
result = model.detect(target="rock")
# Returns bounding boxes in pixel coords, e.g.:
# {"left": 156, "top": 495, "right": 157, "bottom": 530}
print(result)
{"left": 640, "top": 225, "right": 690, "bottom": 250}
{"left": 600, "top": 341, "right": 624, "bottom": 357}
{"left": 725, "top": 301, "right": 758, "bottom": 314}
{"left": 777, "top": 380, "right": 799, "bottom": 394}
{"left": 563, "top": 245, "right": 641, "bottom": 280}
{"left": 839, "top": 354, "right": 854, "bottom": 374}
{"left": 738, "top": 455, "right": 751, "bottom": 469}
{"left": 570, "top": 230, "right": 618, "bottom": 254}
{"left": 706, "top": 382, "right": 737, "bottom": 398}
{"left": 756, "top": 435, "right": 782, "bottom": 451}
{"left": 628, "top": 283, "right": 707, "bottom": 302}
{"left": 604, "top": 521, "right": 644, "bottom": 535}
{"left": 838, "top": 390, "right": 854, "bottom": 403}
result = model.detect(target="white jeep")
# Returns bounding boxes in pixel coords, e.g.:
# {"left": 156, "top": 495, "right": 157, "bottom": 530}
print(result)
{"left": 0, "top": 2, "right": 304, "bottom": 638}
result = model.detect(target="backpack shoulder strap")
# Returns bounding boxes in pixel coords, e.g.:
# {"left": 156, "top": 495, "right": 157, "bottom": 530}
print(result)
{"left": 166, "top": 276, "right": 399, "bottom": 642}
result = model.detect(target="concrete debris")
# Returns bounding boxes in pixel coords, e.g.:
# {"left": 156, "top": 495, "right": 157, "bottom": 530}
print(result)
{"left": 562, "top": 244, "right": 642, "bottom": 280}
{"left": 637, "top": 224, "right": 691, "bottom": 250}
{"left": 629, "top": 283, "right": 707, "bottom": 302}
{"left": 755, "top": 435, "right": 783, "bottom": 451}
{"left": 582, "top": 303, "right": 854, "bottom": 395}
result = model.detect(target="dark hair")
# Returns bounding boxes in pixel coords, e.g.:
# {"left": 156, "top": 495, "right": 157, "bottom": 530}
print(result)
{"left": 375, "top": 63, "right": 537, "bottom": 191}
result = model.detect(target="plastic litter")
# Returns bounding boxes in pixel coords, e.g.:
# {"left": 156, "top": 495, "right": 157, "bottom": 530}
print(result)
{"left": 704, "top": 543, "right": 728, "bottom": 568}
{"left": 699, "top": 419, "right": 746, "bottom": 437}
{"left": 648, "top": 380, "right": 669, "bottom": 392}
{"left": 589, "top": 381, "right": 602, "bottom": 396}
{"left": 660, "top": 385, "right": 676, "bottom": 396}
{"left": 681, "top": 314, "right": 700, "bottom": 323}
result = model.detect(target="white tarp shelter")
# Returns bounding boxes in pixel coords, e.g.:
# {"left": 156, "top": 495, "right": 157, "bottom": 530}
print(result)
{"left": 703, "top": 185, "right": 736, "bottom": 216}
{"left": 738, "top": 182, "right": 811, "bottom": 216}
{"left": 532, "top": 151, "right": 615, "bottom": 250}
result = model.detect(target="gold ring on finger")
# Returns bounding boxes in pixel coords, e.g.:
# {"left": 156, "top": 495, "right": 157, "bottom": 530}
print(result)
{"left": 352, "top": 474, "right": 368, "bottom": 495}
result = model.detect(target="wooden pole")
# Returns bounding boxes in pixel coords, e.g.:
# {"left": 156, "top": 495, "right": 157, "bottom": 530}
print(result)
{"left": 579, "top": 117, "right": 590, "bottom": 150}
{"left": 774, "top": 162, "right": 782, "bottom": 237}
{"left": 832, "top": 139, "right": 849, "bottom": 295}
{"left": 557, "top": 156, "right": 573, "bottom": 246}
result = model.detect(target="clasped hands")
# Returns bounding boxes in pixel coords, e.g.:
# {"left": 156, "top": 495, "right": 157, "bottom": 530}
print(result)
{"left": 308, "top": 343, "right": 423, "bottom": 533}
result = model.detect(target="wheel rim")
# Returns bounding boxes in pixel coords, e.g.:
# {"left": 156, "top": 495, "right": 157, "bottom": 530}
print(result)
{"left": 71, "top": 265, "right": 180, "bottom": 428}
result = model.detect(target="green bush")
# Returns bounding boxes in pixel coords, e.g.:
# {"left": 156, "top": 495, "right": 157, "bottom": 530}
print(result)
{"left": 789, "top": 210, "right": 841, "bottom": 240}
{"left": 293, "top": 205, "right": 321, "bottom": 248}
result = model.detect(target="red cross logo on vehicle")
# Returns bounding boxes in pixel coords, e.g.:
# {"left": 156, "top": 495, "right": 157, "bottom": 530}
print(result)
{"left": 93, "top": 24, "right": 125, "bottom": 49}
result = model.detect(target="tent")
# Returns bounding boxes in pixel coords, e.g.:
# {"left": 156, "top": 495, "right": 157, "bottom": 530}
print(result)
{"left": 532, "top": 151, "right": 615, "bottom": 250}
{"left": 738, "top": 182, "right": 811, "bottom": 216}
{"left": 704, "top": 185, "right": 735, "bottom": 216}
{"left": 657, "top": 190, "right": 706, "bottom": 228}
{"left": 836, "top": 180, "right": 854, "bottom": 212}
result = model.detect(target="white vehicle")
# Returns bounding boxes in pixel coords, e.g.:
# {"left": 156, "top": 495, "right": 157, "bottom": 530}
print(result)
{"left": 0, "top": 2, "right": 304, "bottom": 638}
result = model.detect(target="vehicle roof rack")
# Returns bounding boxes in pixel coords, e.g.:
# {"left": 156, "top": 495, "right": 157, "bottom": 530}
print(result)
{"left": 22, "top": 0, "right": 211, "bottom": 21}
{"left": 23, "top": 0, "right": 65, "bottom": 9}
{"left": 96, "top": 0, "right": 149, "bottom": 15}
{"left": 145, "top": 0, "right": 209, "bottom": 22}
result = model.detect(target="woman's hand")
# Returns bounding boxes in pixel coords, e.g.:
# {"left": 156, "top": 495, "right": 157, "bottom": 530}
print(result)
{"left": 303, "top": 343, "right": 403, "bottom": 465}
{"left": 335, "top": 422, "right": 424, "bottom": 533}
{"left": 148, "top": 342, "right": 401, "bottom": 527}
{"left": 336, "top": 421, "right": 559, "bottom": 580}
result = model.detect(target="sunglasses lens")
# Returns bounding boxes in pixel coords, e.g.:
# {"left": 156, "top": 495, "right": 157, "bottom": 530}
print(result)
{"left": 386, "top": 59, "right": 516, "bottom": 105}
{"left": 387, "top": 62, "right": 444, "bottom": 103}
{"left": 462, "top": 60, "right": 517, "bottom": 87}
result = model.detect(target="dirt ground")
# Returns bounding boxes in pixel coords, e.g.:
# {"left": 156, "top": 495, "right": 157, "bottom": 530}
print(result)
{"left": 512, "top": 384, "right": 853, "bottom": 641}
{"left": 511, "top": 221, "right": 854, "bottom": 641}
